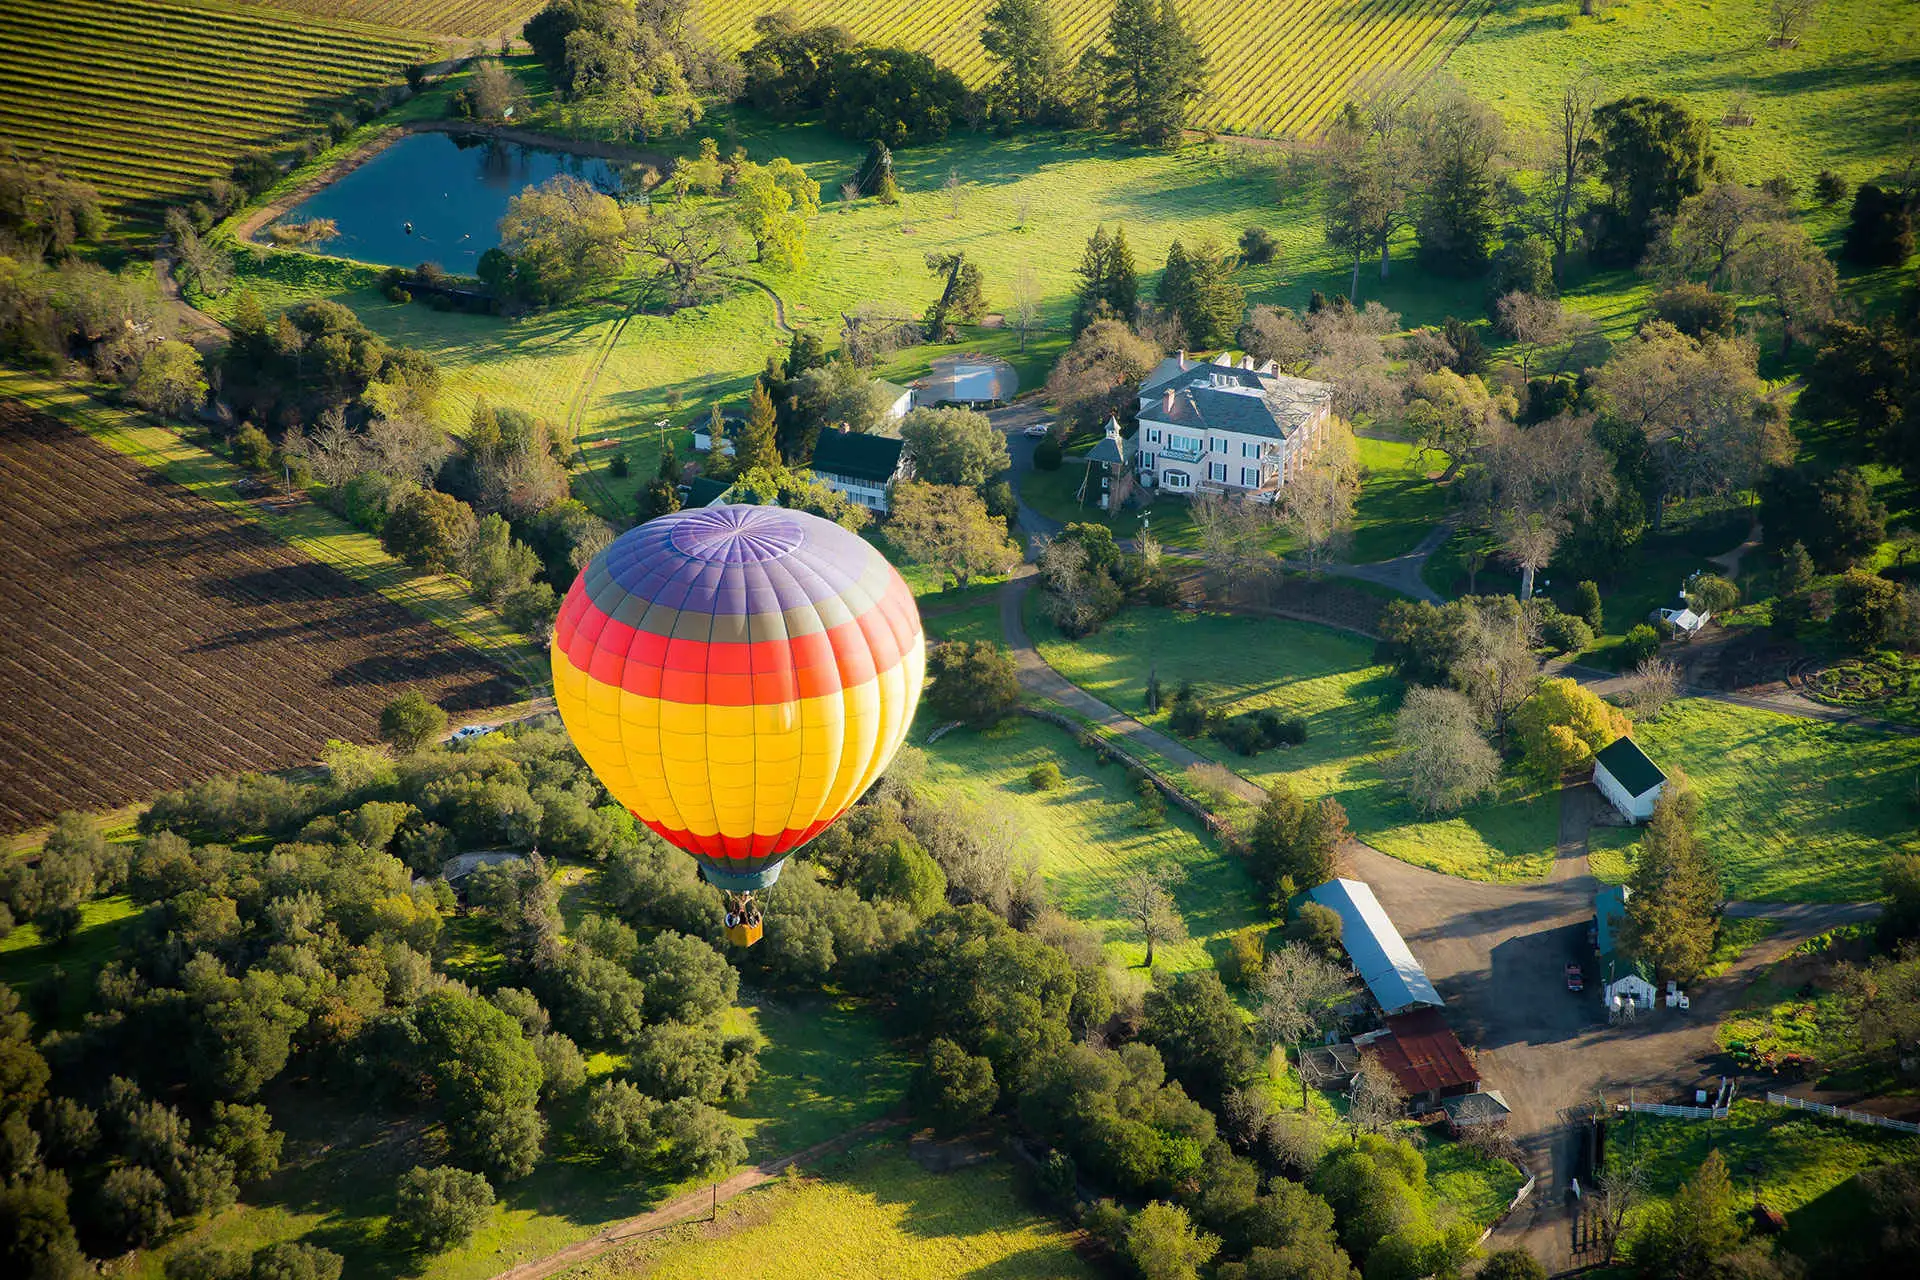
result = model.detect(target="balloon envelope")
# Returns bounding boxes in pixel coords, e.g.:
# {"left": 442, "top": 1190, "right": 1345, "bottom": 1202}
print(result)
{"left": 550, "top": 504, "right": 925, "bottom": 891}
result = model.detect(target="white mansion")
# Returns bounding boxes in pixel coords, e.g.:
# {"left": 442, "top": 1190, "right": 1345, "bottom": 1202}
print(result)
{"left": 1134, "top": 351, "right": 1334, "bottom": 498}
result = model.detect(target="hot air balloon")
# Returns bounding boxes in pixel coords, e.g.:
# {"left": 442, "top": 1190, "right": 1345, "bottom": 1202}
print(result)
{"left": 550, "top": 503, "right": 925, "bottom": 945}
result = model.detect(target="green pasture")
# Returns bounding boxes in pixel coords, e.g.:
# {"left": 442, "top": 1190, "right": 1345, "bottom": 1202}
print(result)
{"left": 560, "top": 1142, "right": 1098, "bottom": 1280}
{"left": 1452, "top": 0, "right": 1920, "bottom": 193}
{"left": 1629, "top": 697, "right": 1920, "bottom": 901}
{"left": 1609, "top": 1099, "right": 1915, "bottom": 1259}
{"left": 917, "top": 714, "right": 1265, "bottom": 971}
{"left": 1032, "top": 607, "right": 1564, "bottom": 882}
{"left": 1425, "top": 1136, "right": 1529, "bottom": 1230}
{"left": 0, "top": 369, "right": 549, "bottom": 692}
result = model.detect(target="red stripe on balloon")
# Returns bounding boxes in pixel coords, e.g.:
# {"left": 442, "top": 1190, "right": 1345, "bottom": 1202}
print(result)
{"left": 559, "top": 572, "right": 919, "bottom": 708}
{"left": 637, "top": 814, "right": 818, "bottom": 862}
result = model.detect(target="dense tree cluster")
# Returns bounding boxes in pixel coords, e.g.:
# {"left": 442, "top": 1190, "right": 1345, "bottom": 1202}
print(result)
{"left": 522, "top": 0, "right": 738, "bottom": 138}
{"left": 741, "top": 16, "right": 972, "bottom": 146}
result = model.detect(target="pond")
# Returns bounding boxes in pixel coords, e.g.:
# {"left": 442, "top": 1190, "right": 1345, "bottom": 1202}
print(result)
{"left": 277, "top": 130, "right": 623, "bottom": 272}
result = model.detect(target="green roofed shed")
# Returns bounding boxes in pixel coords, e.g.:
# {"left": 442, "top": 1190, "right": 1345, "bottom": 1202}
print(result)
{"left": 1593, "top": 737, "right": 1666, "bottom": 823}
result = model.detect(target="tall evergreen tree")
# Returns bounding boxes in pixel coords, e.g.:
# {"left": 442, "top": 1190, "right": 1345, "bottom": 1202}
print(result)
{"left": 1071, "top": 224, "right": 1141, "bottom": 332}
{"left": 1099, "top": 0, "right": 1207, "bottom": 145}
{"left": 1107, "top": 225, "right": 1139, "bottom": 316}
{"left": 1414, "top": 87, "right": 1505, "bottom": 275}
{"left": 638, "top": 447, "right": 681, "bottom": 523}
{"left": 1623, "top": 780, "right": 1722, "bottom": 984}
{"left": 734, "top": 382, "right": 781, "bottom": 474}
{"left": 1157, "top": 239, "right": 1196, "bottom": 339}
{"left": 981, "top": 0, "right": 1062, "bottom": 124}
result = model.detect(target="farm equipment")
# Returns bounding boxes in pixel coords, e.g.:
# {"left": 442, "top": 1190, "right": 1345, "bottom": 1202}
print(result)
{"left": 1566, "top": 964, "right": 1585, "bottom": 993}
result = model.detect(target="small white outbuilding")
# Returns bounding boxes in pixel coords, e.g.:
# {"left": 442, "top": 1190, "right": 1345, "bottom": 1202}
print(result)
{"left": 1592, "top": 736, "right": 1667, "bottom": 823}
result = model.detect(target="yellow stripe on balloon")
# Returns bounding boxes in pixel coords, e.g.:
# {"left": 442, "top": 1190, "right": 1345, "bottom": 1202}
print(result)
{"left": 552, "top": 637, "right": 925, "bottom": 842}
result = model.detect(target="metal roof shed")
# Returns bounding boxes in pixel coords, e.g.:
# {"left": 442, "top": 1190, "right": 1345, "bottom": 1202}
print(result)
{"left": 1307, "top": 877, "right": 1444, "bottom": 1014}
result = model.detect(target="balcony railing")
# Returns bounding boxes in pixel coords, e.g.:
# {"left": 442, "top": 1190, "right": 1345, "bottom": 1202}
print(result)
{"left": 1158, "top": 442, "right": 1203, "bottom": 463}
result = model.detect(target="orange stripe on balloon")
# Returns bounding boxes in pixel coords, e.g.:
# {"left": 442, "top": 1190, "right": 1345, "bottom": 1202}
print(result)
{"left": 555, "top": 572, "right": 919, "bottom": 708}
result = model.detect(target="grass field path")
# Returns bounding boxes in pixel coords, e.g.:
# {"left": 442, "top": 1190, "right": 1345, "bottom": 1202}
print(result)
{"left": 487, "top": 1115, "right": 905, "bottom": 1280}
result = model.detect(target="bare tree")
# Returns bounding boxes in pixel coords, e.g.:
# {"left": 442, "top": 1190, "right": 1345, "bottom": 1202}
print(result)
{"left": 1010, "top": 265, "right": 1040, "bottom": 354}
{"left": 1281, "top": 418, "right": 1359, "bottom": 574}
{"left": 1767, "top": 0, "right": 1820, "bottom": 47}
{"left": 839, "top": 181, "right": 859, "bottom": 212}
{"left": 1014, "top": 192, "right": 1033, "bottom": 229}
{"left": 1387, "top": 684, "right": 1500, "bottom": 815}
{"left": 1617, "top": 656, "right": 1682, "bottom": 719}
{"left": 1729, "top": 220, "right": 1839, "bottom": 355}
{"left": 945, "top": 167, "right": 965, "bottom": 220}
{"left": 1496, "top": 507, "right": 1567, "bottom": 601}
{"left": 294, "top": 407, "right": 366, "bottom": 487}
{"left": 1496, "top": 291, "right": 1599, "bottom": 382}
{"left": 1548, "top": 70, "right": 1602, "bottom": 265}
{"left": 1260, "top": 942, "right": 1358, "bottom": 1109}
{"left": 1117, "top": 866, "right": 1187, "bottom": 968}
{"left": 1347, "top": 1058, "right": 1408, "bottom": 1140}
{"left": 1594, "top": 1147, "right": 1648, "bottom": 1262}
{"left": 1192, "top": 492, "right": 1280, "bottom": 604}
{"left": 1456, "top": 598, "right": 1540, "bottom": 746}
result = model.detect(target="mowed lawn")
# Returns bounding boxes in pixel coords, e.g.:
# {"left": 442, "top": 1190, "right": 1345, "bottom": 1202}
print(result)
{"left": 1629, "top": 699, "right": 1920, "bottom": 902}
{"left": 917, "top": 716, "right": 1264, "bottom": 971}
{"left": 560, "top": 1144, "right": 1098, "bottom": 1280}
{"left": 1034, "top": 608, "right": 1563, "bottom": 882}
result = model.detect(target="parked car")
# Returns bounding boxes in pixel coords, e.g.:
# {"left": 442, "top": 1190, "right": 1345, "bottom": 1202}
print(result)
{"left": 1565, "top": 963, "right": 1584, "bottom": 993}
{"left": 1023, "top": 422, "right": 1052, "bottom": 438}
{"left": 449, "top": 724, "right": 497, "bottom": 743}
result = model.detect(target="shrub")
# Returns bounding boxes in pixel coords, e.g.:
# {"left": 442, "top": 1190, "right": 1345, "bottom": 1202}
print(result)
{"left": 1542, "top": 612, "right": 1594, "bottom": 653}
{"left": 250, "top": 1242, "right": 343, "bottom": 1280}
{"left": 1813, "top": 169, "right": 1848, "bottom": 207}
{"left": 1028, "top": 761, "right": 1065, "bottom": 791}
{"left": 925, "top": 640, "right": 1020, "bottom": 728}
{"left": 379, "top": 691, "right": 446, "bottom": 752}
{"left": 1685, "top": 572, "right": 1739, "bottom": 616}
{"left": 231, "top": 423, "right": 274, "bottom": 471}
{"left": 913, "top": 1037, "right": 997, "bottom": 1133}
{"left": 1834, "top": 570, "right": 1908, "bottom": 650}
{"left": 1219, "top": 928, "right": 1266, "bottom": 988}
{"left": 1621, "top": 624, "right": 1662, "bottom": 667}
{"left": 1212, "top": 715, "right": 1265, "bottom": 756}
{"left": 1239, "top": 226, "right": 1279, "bottom": 265}
{"left": 1843, "top": 184, "right": 1914, "bottom": 266}
{"left": 1652, "top": 282, "right": 1736, "bottom": 338}
{"left": 1167, "top": 682, "right": 1214, "bottom": 738}
{"left": 392, "top": 1165, "right": 495, "bottom": 1252}
{"left": 1573, "top": 579, "right": 1603, "bottom": 631}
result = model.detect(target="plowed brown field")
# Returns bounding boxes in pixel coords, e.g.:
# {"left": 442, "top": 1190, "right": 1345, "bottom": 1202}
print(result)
{"left": 0, "top": 401, "right": 515, "bottom": 832}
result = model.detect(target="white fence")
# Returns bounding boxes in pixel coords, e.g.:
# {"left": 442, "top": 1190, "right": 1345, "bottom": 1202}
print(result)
{"left": 1624, "top": 1100, "right": 1730, "bottom": 1120}
{"left": 1765, "top": 1092, "right": 1920, "bottom": 1135}
{"left": 1475, "top": 1167, "right": 1536, "bottom": 1246}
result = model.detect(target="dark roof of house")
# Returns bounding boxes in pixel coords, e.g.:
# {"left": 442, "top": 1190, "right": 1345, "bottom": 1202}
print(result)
{"left": 1594, "top": 737, "right": 1665, "bottom": 798}
{"left": 684, "top": 477, "right": 732, "bottom": 508}
{"left": 1083, "top": 419, "right": 1135, "bottom": 466}
{"left": 1442, "top": 1090, "right": 1511, "bottom": 1125}
{"left": 1595, "top": 884, "right": 1630, "bottom": 959}
{"left": 1367, "top": 1008, "right": 1480, "bottom": 1097}
{"left": 1139, "top": 360, "right": 1332, "bottom": 441}
{"left": 810, "top": 428, "right": 905, "bottom": 484}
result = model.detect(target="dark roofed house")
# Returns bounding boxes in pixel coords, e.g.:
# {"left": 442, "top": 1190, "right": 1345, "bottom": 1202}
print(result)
{"left": 1442, "top": 1089, "right": 1511, "bottom": 1128}
{"left": 1593, "top": 736, "right": 1666, "bottom": 822}
{"left": 1134, "top": 351, "right": 1333, "bottom": 499}
{"left": 683, "top": 476, "right": 733, "bottom": 509}
{"left": 808, "top": 428, "right": 908, "bottom": 513}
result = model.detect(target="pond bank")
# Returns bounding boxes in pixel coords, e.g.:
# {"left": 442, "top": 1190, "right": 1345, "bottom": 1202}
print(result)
{"left": 228, "top": 119, "right": 668, "bottom": 252}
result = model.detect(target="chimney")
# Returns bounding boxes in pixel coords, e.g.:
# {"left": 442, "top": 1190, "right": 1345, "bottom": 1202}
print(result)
{"left": 1163, "top": 386, "right": 1176, "bottom": 412}
{"left": 1177, "top": 348, "right": 1187, "bottom": 368}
